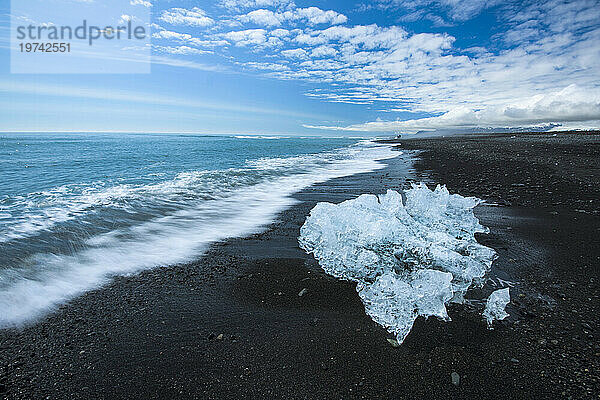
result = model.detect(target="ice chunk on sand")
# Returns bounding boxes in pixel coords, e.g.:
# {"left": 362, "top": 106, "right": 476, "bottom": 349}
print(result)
{"left": 298, "top": 184, "right": 497, "bottom": 343}
{"left": 483, "top": 288, "right": 510, "bottom": 327}
{"left": 358, "top": 269, "right": 454, "bottom": 343}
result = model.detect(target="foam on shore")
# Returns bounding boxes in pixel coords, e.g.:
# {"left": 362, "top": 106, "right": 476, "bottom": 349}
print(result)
{"left": 0, "top": 141, "right": 398, "bottom": 328}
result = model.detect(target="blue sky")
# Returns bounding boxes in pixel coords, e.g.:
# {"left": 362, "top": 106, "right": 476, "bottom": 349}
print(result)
{"left": 1, "top": 0, "right": 599, "bottom": 135}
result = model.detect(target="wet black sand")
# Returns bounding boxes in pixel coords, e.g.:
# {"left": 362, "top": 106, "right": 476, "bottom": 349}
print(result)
{"left": 1, "top": 133, "right": 599, "bottom": 399}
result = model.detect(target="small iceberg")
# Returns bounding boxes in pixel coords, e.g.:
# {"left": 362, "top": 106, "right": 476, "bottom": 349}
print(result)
{"left": 483, "top": 288, "right": 511, "bottom": 327}
{"left": 299, "top": 184, "right": 499, "bottom": 344}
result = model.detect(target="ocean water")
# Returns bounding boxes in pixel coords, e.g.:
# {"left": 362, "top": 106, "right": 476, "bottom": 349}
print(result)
{"left": 0, "top": 133, "right": 397, "bottom": 327}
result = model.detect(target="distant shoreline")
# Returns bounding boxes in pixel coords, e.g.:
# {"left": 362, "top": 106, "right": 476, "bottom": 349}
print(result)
{"left": 375, "top": 129, "right": 600, "bottom": 142}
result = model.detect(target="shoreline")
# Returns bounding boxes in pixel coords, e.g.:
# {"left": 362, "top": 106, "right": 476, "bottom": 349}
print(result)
{"left": 1, "top": 133, "right": 599, "bottom": 399}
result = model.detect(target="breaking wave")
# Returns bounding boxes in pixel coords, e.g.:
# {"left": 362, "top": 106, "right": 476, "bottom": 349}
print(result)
{"left": 0, "top": 141, "right": 397, "bottom": 328}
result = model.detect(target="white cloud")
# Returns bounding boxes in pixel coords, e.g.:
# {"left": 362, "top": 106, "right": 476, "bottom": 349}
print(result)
{"left": 221, "top": 29, "right": 281, "bottom": 47}
{"left": 149, "top": 0, "right": 600, "bottom": 133}
{"left": 270, "top": 28, "right": 291, "bottom": 37}
{"left": 293, "top": 32, "right": 328, "bottom": 46}
{"left": 152, "top": 29, "right": 191, "bottom": 41}
{"left": 130, "top": 0, "right": 152, "bottom": 7}
{"left": 243, "top": 61, "right": 290, "bottom": 71}
{"left": 295, "top": 25, "right": 409, "bottom": 50}
{"left": 218, "top": 0, "right": 295, "bottom": 11}
{"left": 310, "top": 45, "right": 338, "bottom": 57}
{"left": 372, "top": 0, "right": 500, "bottom": 21}
{"left": 153, "top": 27, "right": 229, "bottom": 48}
{"left": 299, "top": 59, "right": 344, "bottom": 70}
{"left": 119, "top": 14, "right": 133, "bottom": 24}
{"left": 160, "top": 7, "right": 214, "bottom": 27}
{"left": 236, "top": 7, "right": 347, "bottom": 27}
{"left": 239, "top": 9, "right": 282, "bottom": 26}
{"left": 281, "top": 48, "right": 308, "bottom": 58}
{"left": 305, "top": 85, "right": 600, "bottom": 132}
{"left": 154, "top": 45, "right": 212, "bottom": 55}
{"left": 287, "top": 7, "right": 347, "bottom": 25}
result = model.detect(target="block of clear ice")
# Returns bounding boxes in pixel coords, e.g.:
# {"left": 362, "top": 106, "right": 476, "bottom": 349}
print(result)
{"left": 483, "top": 288, "right": 511, "bottom": 327}
{"left": 299, "top": 184, "right": 501, "bottom": 344}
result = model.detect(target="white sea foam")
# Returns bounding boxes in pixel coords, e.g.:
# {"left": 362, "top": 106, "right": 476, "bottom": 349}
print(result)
{"left": 299, "top": 185, "right": 498, "bottom": 343}
{"left": 0, "top": 141, "right": 386, "bottom": 244}
{"left": 0, "top": 141, "right": 398, "bottom": 328}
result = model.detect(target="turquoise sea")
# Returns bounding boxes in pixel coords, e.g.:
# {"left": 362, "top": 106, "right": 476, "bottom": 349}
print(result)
{"left": 0, "top": 133, "right": 396, "bottom": 327}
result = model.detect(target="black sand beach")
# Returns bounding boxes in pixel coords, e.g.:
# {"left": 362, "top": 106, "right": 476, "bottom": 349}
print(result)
{"left": 1, "top": 132, "right": 599, "bottom": 399}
